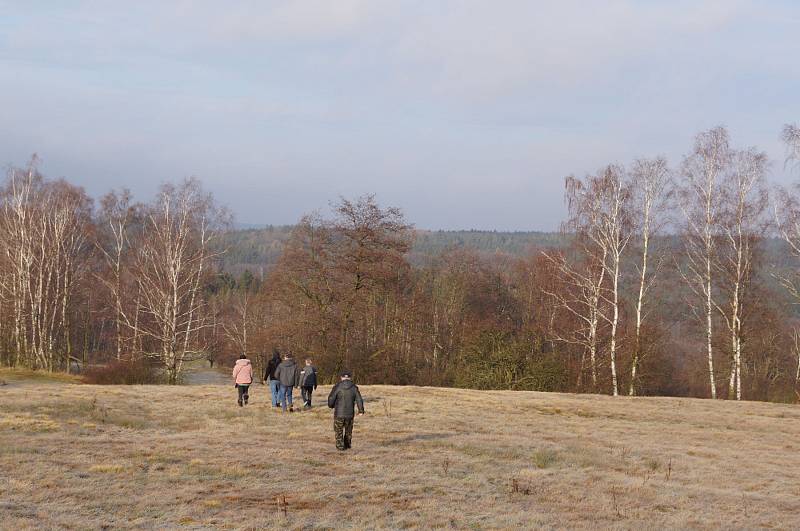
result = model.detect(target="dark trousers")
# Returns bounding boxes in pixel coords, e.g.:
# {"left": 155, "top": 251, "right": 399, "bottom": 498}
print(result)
{"left": 237, "top": 384, "right": 250, "bottom": 404}
{"left": 334, "top": 417, "right": 354, "bottom": 450}
{"left": 301, "top": 386, "right": 314, "bottom": 406}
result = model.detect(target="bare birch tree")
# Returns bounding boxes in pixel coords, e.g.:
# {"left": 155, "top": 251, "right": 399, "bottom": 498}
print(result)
{"left": 542, "top": 248, "right": 606, "bottom": 389}
{"left": 49, "top": 180, "right": 93, "bottom": 370}
{"left": 126, "top": 179, "right": 226, "bottom": 384}
{"left": 678, "top": 127, "right": 731, "bottom": 399}
{"left": 96, "top": 189, "right": 141, "bottom": 360}
{"left": 0, "top": 159, "right": 92, "bottom": 371}
{"left": 783, "top": 124, "right": 800, "bottom": 167}
{"left": 775, "top": 124, "right": 800, "bottom": 394}
{"left": 544, "top": 168, "right": 631, "bottom": 395}
{"left": 714, "top": 148, "right": 768, "bottom": 400}
{"left": 628, "top": 157, "right": 671, "bottom": 395}
{"left": 591, "top": 166, "right": 633, "bottom": 397}
{"left": 222, "top": 291, "right": 263, "bottom": 360}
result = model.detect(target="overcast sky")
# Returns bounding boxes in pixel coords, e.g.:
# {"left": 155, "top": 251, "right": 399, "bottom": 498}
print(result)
{"left": 1, "top": 1, "right": 798, "bottom": 230}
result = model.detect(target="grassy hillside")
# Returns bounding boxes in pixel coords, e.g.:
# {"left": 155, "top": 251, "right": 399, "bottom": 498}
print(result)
{"left": 2, "top": 376, "right": 799, "bottom": 528}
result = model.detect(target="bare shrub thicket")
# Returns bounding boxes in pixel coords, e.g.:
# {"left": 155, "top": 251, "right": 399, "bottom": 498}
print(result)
{"left": 82, "top": 356, "right": 162, "bottom": 385}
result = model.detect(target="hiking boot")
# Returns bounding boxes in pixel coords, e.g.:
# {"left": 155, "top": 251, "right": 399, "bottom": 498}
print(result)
{"left": 289, "top": 406, "right": 294, "bottom": 413}
{"left": 243, "top": 395, "right": 249, "bottom": 405}
{"left": 237, "top": 399, "right": 243, "bottom": 407}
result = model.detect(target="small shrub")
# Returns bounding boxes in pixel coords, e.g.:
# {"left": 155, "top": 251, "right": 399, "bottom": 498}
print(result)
{"left": 533, "top": 448, "right": 559, "bottom": 469}
{"left": 453, "top": 332, "right": 568, "bottom": 391}
{"left": 510, "top": 478, "right": 532, "bottom": 495}
{"left": 83, "top": 357, "right": 163, "bottom": 385}
{"left": 644, "top": 458, "right": 661, "bottom": 471}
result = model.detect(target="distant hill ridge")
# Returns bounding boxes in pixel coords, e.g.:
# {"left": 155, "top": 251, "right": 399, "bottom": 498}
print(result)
{"left": 217, "top": 226, "right": 569, "bottom": 274}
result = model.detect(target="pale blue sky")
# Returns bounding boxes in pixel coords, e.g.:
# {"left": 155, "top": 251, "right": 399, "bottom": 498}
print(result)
{"left": 1, "top": 1, "right": 798, "bottom": 229}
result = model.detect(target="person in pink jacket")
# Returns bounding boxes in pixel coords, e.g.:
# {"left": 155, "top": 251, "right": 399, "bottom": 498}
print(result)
{"left": 232, "top": 354, "right": 254, "bottom": 407}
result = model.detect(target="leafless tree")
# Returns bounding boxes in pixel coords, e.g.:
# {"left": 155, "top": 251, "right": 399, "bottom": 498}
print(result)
{"left": 544, "top": 175, "right": 607, "bottom": 389}
{"left": 545, "top": 167, "right": 631, "bottom": 395}
{"left": 714, "top": 147, "right": 769, "bottom": 400}
{"left": 542, "top": 248, "right": 606, "bottom": 389}
{"left": 591, "top": 166, "right": 633, "bottom": 397}
{"left": 125, "top": 178, "right": 227, "bottom": 384}
{"left": 330, "top": 195, "right": 412, "bottom": 372}
{"left": 783, "top": 124, "right": 800, "bottom": 168}
{"left": 96, "top": 189, "right": 141, "bottom": 360}
{"left": 0, "top": 158, "right": 92, "bottom": 371}
{"left": 628, "top": 157, "right": 672, "bottom": 395}
{"left": 678, "top": 127, "right": 731, "bottom": 399}
{"left": 221, "top": 291, "right": 265, "bottom": 364}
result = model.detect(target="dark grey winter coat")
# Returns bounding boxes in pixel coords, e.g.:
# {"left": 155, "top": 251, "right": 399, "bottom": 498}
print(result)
{"left": 327, "top": 380, "right": 364, "bottom": 418}
{"left": 299, "top": 365, "right": 317, "bottom": 389}
{"left": 274, "top": 359, "right": 300, "bottom": 387}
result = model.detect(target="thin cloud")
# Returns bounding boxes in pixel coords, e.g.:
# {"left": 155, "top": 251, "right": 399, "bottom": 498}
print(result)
{"left": 0, "top": 1, "right": 797, "bottom": 230}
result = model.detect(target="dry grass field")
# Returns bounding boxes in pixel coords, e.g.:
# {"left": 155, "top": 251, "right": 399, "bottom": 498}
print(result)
{"left": 2, "top": 369, "right": 800, "bottom": 530}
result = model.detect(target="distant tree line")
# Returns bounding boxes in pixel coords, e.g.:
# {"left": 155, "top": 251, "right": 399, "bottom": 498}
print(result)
{"left": 2, "top": 124, "right": 800, "bottom": 401}
{"left": 216, "top": 225, "right": 571, "bottom": 274}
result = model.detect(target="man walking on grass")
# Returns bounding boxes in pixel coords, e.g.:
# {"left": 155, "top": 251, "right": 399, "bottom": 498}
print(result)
{"left": 274, "top": 353, "right": 300, "bottom": 413}
{"left": 327, "top": 370, "right": 364, "bottom": 451}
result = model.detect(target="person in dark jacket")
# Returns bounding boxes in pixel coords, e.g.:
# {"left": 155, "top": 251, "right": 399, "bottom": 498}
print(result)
{"left": 327, "top": 370, "right": 364, "bottom": 450}
{"left": 298, "top": 358, "right": 318, "bottom": 409}
{"left": 274, "top": 354, "right": 300, "bottom": 413}
{"left": 264, "top": 349, "right": 282, "bottom": 408}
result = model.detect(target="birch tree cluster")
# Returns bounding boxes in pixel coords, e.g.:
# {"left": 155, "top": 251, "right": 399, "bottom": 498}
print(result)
{"left": 0, "top": 159, "right": 92, "bottom": 372}
{"left": 546, "top": 126, "right": 798, "bottom": 400}
{"left": 0, "top": 161, "right": 226, "bottom": 384}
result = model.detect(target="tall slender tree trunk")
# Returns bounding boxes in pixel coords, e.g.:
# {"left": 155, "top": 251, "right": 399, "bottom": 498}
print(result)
{"left": 630, "top": 231, "right": 649, "bottom": 396}
{"left": 706, "top": 238, "right": 717, "bottom": 399}
{"left": 610, "top": 259, "right": 620, "bottom": 397}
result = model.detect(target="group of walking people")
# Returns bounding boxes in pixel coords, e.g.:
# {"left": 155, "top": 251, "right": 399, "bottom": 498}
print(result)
{"left": 231, "top": 349, "right": 365, "bottom": 451}
{"left": 262, "top": 349, "right": 318, "bottom": 411}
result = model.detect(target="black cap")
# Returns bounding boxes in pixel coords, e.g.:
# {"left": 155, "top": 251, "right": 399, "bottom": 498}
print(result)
{"left": 340, "top": 369, "right": 352, "bottom": 378}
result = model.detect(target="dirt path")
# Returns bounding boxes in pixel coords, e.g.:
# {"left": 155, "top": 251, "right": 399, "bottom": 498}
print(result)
{"left": 181, "top": 364, "right": 231, "bottom": 385}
